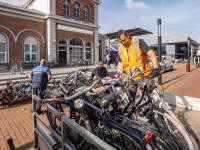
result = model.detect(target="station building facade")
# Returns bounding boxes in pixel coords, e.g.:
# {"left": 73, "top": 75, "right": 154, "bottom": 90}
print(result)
{"left": 149, "top": 37, "right": 199, "bottom": 59}
{"left": 0, "top": 0, "right": 101, "bottom": 66}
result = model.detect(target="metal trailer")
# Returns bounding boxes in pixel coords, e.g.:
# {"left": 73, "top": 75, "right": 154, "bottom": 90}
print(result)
{"left": 32, "top": 88, "right": 116, "bottom": 150}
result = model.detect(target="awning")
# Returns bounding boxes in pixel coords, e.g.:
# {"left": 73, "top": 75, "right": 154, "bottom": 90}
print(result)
{"left": 105, "top": 28, "right": 153, "bottom": 39}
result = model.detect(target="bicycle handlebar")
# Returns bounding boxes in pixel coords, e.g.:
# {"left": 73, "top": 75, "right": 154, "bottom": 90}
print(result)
{"left": 86, "top": 67, "right": 154, "bottom": 96}
{"left": 33, "top": 77, "right": 101, "bottom": 104}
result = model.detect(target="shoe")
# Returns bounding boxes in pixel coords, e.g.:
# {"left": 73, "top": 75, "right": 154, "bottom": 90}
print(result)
{"left": 36, "top": 109, "right": 42, "bottom": 115}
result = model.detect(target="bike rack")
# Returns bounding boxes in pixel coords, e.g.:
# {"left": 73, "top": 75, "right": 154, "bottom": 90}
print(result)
{"left": 32, "top": 88, "right": 116, "bottom": 150}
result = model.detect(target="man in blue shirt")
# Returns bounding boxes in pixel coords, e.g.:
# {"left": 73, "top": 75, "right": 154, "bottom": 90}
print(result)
{"left": 90, "top": 61, "right": 109, "bottom": 79}
{"left": 30, "top": 59, "right": 52, "bottom": 115}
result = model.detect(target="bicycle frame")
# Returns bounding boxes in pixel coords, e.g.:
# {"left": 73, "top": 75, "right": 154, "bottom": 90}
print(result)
{"left": 80, "top": 98, "right": 152, "bottom": 149}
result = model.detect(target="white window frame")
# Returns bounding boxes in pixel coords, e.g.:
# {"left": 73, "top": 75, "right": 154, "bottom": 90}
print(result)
{"left": 85, "top": 43, "right": 91, "bottom": 60}
{"left": 63, "top": 0, "right": 70, "bottom": 16}
{"left": 74, "top": 3, "right": 80, "bottom": 19}
{"left": 24, "top": 43, "right": 37, "bottom": 62}
{"left": 83, "top": 6, "right": 89, "bottom": 21}
{"left": 69, "top": 46, "right": 83, "bottom": 60}
{"left": 0, "top": 41, "right": 6, "bottom": 63}
{"left": 58, "top": 39, "right": 67, "bottom": 61}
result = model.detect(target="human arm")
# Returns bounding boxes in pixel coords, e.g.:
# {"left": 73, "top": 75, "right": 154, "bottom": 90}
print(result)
{"left": 29, "top": 71, "right": 33, "bottom": 80}
{"left": 46, "top": 69, "right": 52, "bottom": 84}
{"left": 105, "top": 68, "right": 109, "bottom": 77}
{"left": 117, "top": 62, "right": 124, "bottom": 78}
{"left": 147, "top": 50, "right": 158, "bottom": 69}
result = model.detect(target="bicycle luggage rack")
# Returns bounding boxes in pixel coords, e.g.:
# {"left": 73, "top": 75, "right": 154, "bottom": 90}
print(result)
{"left": 32, "top": 88, "right": 116, "bottom": 150}
{"left": 112, "top": 115, "right": 152, "bottom": 136}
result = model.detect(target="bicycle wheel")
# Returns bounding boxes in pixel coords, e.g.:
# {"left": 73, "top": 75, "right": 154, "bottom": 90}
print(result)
{"left": 146, "top": 108, "right": 194, "bottom": 150}
{"left": 108, "top": 127, "right": 144, "bottom": 150}
{"left": 148, "top": 134, "right": 173, "bottom": 150}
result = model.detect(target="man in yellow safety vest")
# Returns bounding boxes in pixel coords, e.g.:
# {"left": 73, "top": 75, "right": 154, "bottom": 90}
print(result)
{"left": 116, "top": 29, "right": 159, "bottom": 101}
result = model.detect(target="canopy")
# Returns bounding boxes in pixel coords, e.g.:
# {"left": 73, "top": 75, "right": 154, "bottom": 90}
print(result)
{"left": 105, "top": 28, "right": 153, "bottom": 39}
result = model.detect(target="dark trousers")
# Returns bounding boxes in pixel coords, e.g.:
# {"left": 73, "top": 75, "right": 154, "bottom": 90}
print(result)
{"left": 107, "top": 60, "right": 110, "bottom": 68}
{"left": 34, "top": 85, "right": 45, "bottom": 109}
{"left": 128, "top": 78, "right": 152, "bottom": 102}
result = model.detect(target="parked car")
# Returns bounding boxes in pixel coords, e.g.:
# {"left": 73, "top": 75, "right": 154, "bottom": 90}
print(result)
{"left": 148, "top": 55, "right": 173, "bottom": 72}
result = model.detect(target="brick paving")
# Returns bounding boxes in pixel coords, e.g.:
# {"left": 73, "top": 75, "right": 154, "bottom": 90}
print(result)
{"left": 0, "top": 63, "right": 199, "bottom": 149}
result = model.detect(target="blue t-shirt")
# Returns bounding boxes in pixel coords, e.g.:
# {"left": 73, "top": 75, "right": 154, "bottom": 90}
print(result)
{"left": 30, "top": 65, "right": 51, "bottom": 88}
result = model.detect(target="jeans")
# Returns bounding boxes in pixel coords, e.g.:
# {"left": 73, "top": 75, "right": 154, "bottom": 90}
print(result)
{"left": 33, "top": 85, "right": 45, "bottom": 109}
{"left": 107, "top": 60, "right": 111, "bottom": 68}
{"left": 128, "top": 78, "right": 152, "bottom": 102}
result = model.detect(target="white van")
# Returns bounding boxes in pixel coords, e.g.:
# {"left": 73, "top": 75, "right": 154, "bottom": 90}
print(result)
{"left": 148, "top": 56, "right": 173, "bottom": 72}
{"left": 159, "top": 56, "right": 173, "bottom": 72}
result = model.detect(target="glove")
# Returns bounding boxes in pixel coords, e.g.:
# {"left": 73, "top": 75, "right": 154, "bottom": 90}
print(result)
{"left": 151, "top": 68, "right": 159, "bottom": 78}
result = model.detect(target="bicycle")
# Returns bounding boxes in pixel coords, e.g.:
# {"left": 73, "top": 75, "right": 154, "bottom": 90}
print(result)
{"left": 42, "top": 68, "right": 171, "bottom": 149}
{"left": 34, "top": 77, "right": 155, "bottom": 150}
{"left": 112, "top": 60, "right": 118, "bottom": 69}
{"left": 108, "top": 66, "right": 195, "bottom": 150}
{"left": 11, "top": 62, "right": 23, "bottom": 74}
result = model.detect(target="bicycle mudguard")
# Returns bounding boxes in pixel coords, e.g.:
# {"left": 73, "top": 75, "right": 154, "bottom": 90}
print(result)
{"left": 108, "top": 116, "right": 152, "bottom": 149}
{"left": 111, "top": 115, "right": 152, "bottom": 135}
{"left": 162, "top": 108, "right": 186, "bottom": 130}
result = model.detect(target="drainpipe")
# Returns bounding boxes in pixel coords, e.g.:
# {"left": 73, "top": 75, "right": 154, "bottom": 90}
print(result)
{"left": 46, "top": 19, "right": 48, "bottom": 61}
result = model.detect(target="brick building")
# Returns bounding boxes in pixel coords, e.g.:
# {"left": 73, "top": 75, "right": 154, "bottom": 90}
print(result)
{"left": 0, "top": 0, "right": 101, "bottom": 66}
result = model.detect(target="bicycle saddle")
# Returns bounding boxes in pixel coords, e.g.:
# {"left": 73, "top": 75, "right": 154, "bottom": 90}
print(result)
{"left": 97, "top": 93, "right": 118, "bottom": 108}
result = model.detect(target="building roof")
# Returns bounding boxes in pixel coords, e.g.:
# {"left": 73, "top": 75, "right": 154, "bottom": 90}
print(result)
{"left": 23, "top": 0, "right": 101, "bottom": 8}
{"left": 105, "top": 28, "right": 153, "bottom": 39}
{"left": 0, "top": 2, "right": 45, "bottom": 16}
{"left": 150, "top": 37, "right": 199, "bottom": 46}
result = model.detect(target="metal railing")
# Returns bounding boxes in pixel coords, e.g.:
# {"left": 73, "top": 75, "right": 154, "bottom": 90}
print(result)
{"left": 32, "top": 88, "right": 116, "bottom": 150}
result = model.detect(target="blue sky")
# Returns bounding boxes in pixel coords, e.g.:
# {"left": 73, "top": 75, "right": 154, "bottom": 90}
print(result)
{"left": 99, "top": 0, "right": 200, "bottom": 45}
{"left": 0, "top": 0, "right": 199, "bottom": 45}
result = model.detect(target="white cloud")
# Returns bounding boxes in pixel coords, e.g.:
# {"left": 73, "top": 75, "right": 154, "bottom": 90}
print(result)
{"left": 125, "top": 0, "right": 150, "bottom": 9}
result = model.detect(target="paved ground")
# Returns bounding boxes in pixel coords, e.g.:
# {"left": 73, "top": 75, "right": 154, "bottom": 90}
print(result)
{"left": 0, "top": 63, "right": 200, "bottom": 149}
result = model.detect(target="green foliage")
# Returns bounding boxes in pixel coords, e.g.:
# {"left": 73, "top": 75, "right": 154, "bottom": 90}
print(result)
{"left": 6, "top": 64, "right": 9, "bottom": 69}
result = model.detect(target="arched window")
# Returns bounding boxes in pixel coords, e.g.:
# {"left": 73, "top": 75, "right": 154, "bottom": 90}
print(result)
{"left": 0, "top": 33, "right": 7, "bottom": 63}
{"left": 83, "top": 6, "right": 88, "bottom": 21}
{"left": 74, "top": 3, "right": 80, "bottom": 19}
{"left": 70, "top": 38, "right": 83, "bottom": 60}
{"left": 24, "top": 36, "right": 38, "bottom": 61}
{"left": 58, "top": 39, "right": 67, "bottom": 61}
{"left": 85, "top": 42, "right": 92, "bottom": 60}
{"left": 63, "top": 0, "right": 70, "bottom": 16}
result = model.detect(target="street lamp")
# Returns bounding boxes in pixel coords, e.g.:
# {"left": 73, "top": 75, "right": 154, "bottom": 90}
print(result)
{"left": 157, "top": 18, "right": 162, "bottom": 85}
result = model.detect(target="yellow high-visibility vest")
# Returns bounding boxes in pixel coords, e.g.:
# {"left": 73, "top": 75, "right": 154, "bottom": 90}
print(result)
{"left": 118, "top": 38, "right": 152, "bottom": 80}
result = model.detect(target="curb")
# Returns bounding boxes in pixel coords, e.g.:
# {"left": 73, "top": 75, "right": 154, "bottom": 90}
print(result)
{"left": 164, "top": 92, "right": 200, "bottom": 112}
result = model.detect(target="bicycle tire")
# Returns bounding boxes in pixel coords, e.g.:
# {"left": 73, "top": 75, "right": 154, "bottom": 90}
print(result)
{"left": 147, "top": 108, "right": 194, "bottom": 150}
{"left": 148, "top": 134, "right": 173, "bottom": 150}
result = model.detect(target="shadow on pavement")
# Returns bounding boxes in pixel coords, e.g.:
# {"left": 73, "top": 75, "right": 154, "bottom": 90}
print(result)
{"left": 171, "top": 95, "right": 200, "bottom": 149}
{"left": 15, "top": 141, "right": 34, "bottom": 150}
{"left": 162, "top": 74, "right": 186, "bottom": 85}
{"left": 0, "top": 97, "right": 32, "bottom": 111}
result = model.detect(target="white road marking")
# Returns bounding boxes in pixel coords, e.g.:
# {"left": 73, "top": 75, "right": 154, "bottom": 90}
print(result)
{"left": 173, "top": 64, "right": 186, "bottom": 68}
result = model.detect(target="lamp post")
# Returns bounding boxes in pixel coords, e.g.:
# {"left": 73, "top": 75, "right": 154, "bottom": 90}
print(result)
{"left": 157, "top": 18, "right": 162, "bottom": 85}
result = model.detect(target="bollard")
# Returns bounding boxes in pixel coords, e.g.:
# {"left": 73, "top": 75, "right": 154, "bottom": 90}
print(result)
{"left": 186, "top": 64, "right": 190, "bottom": 72}
{"left": 7, "top": 138, "right": 15, "bottom": 150}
